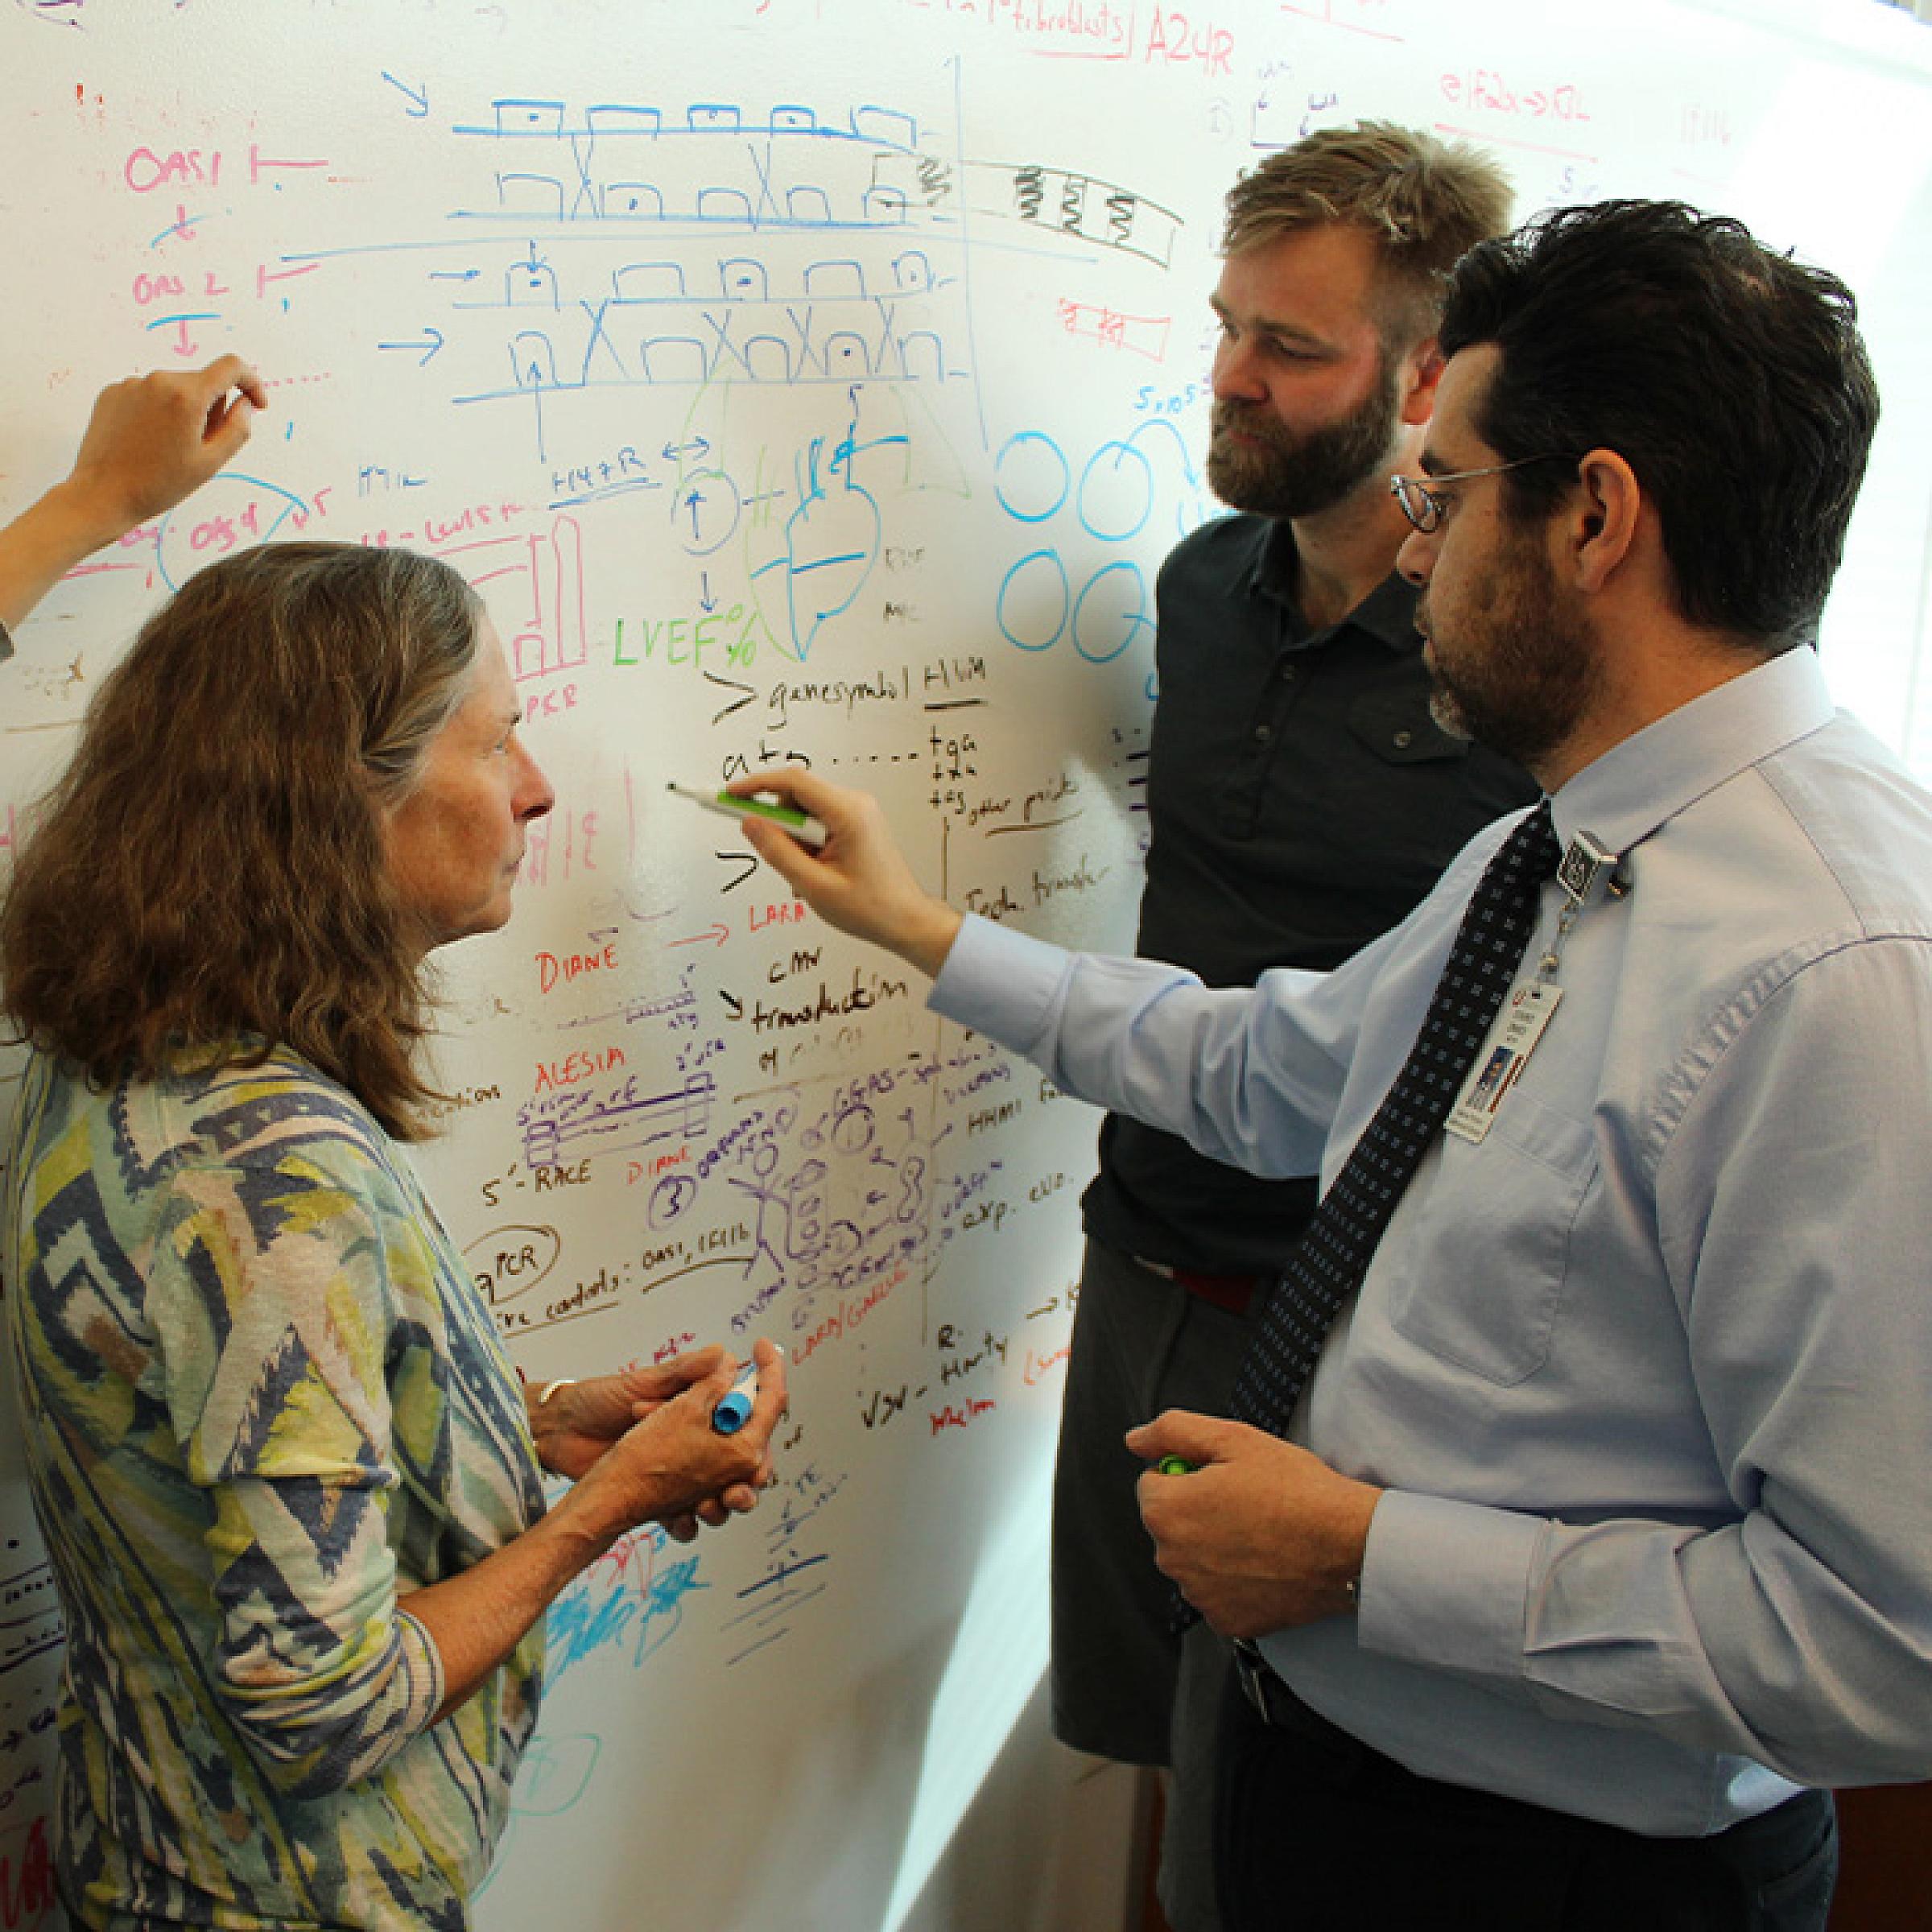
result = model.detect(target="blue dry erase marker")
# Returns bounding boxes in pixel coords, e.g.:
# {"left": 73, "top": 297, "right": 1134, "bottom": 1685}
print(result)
{"left": 667, "top": 782, "right": 828, "bottom": 850}
{"left": 712, "top": 1359, "right": 760, "bottom": 1435}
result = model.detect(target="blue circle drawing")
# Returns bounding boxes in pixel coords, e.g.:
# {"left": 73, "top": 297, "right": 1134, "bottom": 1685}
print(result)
{"left": 1077, "top": 440, "right": 1154, "bottom": 543}
{"left": 1072, "top": 560, "right": 1153, "bottom": 663}
{"left": 997, "top": 549, "right": 1070, "bottom": 651}
{"left": 994, "top": 431, "right": 1071, "bottom": 524}
{"left": 673, "top": 469, "right": 741, "bottom": 556}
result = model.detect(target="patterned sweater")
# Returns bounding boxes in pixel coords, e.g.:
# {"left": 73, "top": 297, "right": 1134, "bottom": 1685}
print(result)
{"left": 2, "top": 1045, "right": 546, "bottom": 1930}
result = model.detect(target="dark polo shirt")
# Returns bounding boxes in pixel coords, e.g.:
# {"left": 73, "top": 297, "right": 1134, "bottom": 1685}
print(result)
{"left": 1080, "top": 511, "right": 1538, "bottom": 1275}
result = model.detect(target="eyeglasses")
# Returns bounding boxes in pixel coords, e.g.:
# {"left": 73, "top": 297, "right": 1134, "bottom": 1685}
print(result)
{"left": 1389, "top": 456, "right": 1578, "bottom": 535}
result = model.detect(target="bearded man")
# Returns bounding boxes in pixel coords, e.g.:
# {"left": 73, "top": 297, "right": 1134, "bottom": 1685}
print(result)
{"left": 738, "top": 196, "right": 1901, "bottom": 1932}
{"left": 1051, "top": 124, "right": 1534, "bottom": 1930}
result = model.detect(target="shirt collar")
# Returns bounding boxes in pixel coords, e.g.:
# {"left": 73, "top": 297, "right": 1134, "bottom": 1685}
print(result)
{"left": 1550, "top": 647, "right": 1837, "bottom": 860}
{"left": 1251, "top": 517, "right": 1421, "bottom": 656}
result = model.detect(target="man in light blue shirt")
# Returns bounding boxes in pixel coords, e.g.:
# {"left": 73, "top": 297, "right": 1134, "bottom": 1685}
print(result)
{"left": 735, "top": 202, "right": 1922, "bottom": 1929}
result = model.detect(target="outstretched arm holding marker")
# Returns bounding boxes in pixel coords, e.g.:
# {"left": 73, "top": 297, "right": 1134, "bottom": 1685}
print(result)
{"left": 730, "top": 764, "right": 1380, "bottom": 1637}
{"left": 0, "top": 354, "right": 266, "bottom": 642}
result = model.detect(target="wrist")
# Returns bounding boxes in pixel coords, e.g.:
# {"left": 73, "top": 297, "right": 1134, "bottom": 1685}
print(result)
{"left": 35, "top": 475, "right": 138, "bottom": 559}
{"left": 538, "top": 1472, "right": 632, "bottom": 1568}
{"left": 526, "top": 1377, "right": 576, "bottom": 1476}
{"left": 901, "top": 901, "right": 964, "bottom": 980}
{"left": 1328, "top": 1483, "right": 1381, "bottom": 1617}
{"left": 0, "top": 486, "right": 118, "bottom": 630}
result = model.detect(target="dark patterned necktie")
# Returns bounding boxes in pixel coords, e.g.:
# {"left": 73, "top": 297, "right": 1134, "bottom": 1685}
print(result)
{"left": 1228, "top": 799, "right": 1562, "bottom": 1439}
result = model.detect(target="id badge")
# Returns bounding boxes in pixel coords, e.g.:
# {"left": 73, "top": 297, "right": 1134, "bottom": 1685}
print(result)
{"left": 1445, "top": 981, "right": 1564, "bottom": 1144}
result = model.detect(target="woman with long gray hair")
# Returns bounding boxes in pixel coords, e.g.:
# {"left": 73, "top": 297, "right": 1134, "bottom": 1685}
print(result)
{"left": 1, "top": 541, "right": 786, "bottom": 1930}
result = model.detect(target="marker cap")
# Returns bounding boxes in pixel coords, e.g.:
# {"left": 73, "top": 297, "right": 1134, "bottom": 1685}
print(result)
{"left": 712, "top": 1359, "right": 761, "bottom": 1435}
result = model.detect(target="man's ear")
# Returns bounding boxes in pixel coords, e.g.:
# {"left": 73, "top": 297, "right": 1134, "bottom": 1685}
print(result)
{"left": 1399, "top": 338, "right": 1447, "bottom": 426}
{"left": 1567, "top": 449, "right": 1643, "bottom": 593}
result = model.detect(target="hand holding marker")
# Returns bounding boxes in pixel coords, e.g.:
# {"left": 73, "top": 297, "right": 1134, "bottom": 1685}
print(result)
{"left": 667, "top": 782, "right": 828, "bottom": 850}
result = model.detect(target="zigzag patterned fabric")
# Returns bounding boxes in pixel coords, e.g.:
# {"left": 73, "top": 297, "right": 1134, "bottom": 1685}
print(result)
{"left": 3, "top": 1045, "right": 546, "bottom": 1930}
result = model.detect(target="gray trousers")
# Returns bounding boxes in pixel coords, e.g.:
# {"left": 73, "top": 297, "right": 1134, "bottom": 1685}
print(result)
{"left": 1051, "top": 1237, "right": 1251, "bottom": 1932}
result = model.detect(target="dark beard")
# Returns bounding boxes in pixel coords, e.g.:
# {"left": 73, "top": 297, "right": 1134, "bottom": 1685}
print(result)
{"left": 1204, "top": 357, "right": 1401, "bottom": 519}
{"left": 1420, "top": 539, "right": 1600, "bottom": 773}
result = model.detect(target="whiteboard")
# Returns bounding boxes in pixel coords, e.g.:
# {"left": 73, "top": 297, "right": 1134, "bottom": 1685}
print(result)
{"left": 0, "top": 3, "right": 1927, "bottom": 1927}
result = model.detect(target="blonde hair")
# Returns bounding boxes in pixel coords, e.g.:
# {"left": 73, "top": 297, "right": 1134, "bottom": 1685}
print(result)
{"left": 1223, "top": 122, "right": 1513, "bottom": 345}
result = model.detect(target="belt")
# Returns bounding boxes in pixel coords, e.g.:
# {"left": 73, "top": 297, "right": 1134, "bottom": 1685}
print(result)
{"left": 1230, "top": 1639, "right": 1381, "bottom": 1773}
{"left": 1231, "top": 1638, "right": 1319, "bottom": 1732}
{"left": 1232, "top": 1639, "right": 1374, "bottom": 1749}
{"left": 1135, "top": 1256, "right": 1270, "bottom": 1315}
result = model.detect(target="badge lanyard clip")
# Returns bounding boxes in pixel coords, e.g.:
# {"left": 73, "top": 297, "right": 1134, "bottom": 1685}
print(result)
{"left": 1447, "top": 825, "right": 1628, "bottom": 1145}
{"left": 1538, "top": 828, "right": 1628, "bottom": 982}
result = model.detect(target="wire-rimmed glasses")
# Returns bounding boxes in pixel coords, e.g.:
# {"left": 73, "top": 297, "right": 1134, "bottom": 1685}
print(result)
{"left": 1390, "top": 456, "right": 1579, "bottom": 534}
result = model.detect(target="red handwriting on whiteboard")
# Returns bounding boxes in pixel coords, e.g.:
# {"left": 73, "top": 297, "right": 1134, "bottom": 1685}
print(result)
{"left": 0, "top": 1817, "right": 55, "bottom": 1930}
{"left": 929, "top": 1397, "right": 997, "bottom": 1435}
{"left": 1142, "top": 8, "right": 1235, "bottom": 75}
{"left": 1439, "top": 70, "right": 1591, "bottom": 122}
{"left": 122, "top": 145, "right": 329, "bottom": 193}
{"left": 1681, "top": 105, "right": 1733, "bottom": 148}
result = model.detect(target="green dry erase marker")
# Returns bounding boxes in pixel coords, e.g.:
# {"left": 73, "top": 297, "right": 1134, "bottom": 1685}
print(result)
{"left": 667, "top": 782, "right": 828, "bottom": 850}
{"left": 1157, "top": 1455, "right": 1196, "bottom": 1476}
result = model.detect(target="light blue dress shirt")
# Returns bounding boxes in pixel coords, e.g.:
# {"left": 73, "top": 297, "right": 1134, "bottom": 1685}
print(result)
{"left": 931, "top": 647, "right": 1932, "bottom": 1834}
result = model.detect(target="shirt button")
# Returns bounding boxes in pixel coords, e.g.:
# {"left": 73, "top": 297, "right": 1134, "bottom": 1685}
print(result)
{"left": 1393, "top": 729, "right": 1414, "bottom": 749}
{"left": 1253, "top": 724, "right": 1272, "bottom": 742}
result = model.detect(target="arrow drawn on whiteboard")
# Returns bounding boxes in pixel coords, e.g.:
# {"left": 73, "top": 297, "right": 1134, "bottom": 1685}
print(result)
{"left": 669, "top": 923, "right": 731, "bottom": 950}
{"left": 704, "top": 669, "right": 757, "bottom": 723}
{"left": 430, "top": 268, "right": 482, "bottom": 283}
{"left": 380, "top": 72, "right": 431, "bottom": 118}
{"left": 378, "top": 328, "right": 445, "bottom": 366}
{"left": 700, "top": 571, "right": 718, "bottom": 613}
{"left": 663, "top": 436, "right": 712, "bottom": 464}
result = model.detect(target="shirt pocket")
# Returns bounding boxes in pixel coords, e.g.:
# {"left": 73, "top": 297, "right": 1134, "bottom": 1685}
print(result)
{"left": 1344, "top": 684, "right": 1469, "bottom": 767}
{"left": 1387, "top": 1094, "right": 1597, "bottom": 1386}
